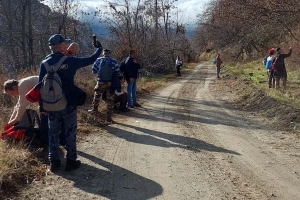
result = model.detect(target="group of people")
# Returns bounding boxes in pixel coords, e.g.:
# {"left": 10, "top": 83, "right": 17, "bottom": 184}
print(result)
{"left": 264, "top": 47, "right": 292, "bottom": 89}
{"left": 2, "top": 34, "right": 141, "bottom": 172}
{"left": 88, "top": 48, "right": 141, "bottom": 122}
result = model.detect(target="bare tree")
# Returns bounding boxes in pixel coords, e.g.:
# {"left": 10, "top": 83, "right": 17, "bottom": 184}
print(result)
{"left": 193, "top": 0, "right": 300, "bottom": 61}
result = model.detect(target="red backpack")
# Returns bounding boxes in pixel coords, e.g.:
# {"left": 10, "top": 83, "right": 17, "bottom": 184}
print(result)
{"left": 1, "top": 109, "right": 40, "bottom": 140}
{"left": 1, "top": 124, "right": 25, "bottom": 140}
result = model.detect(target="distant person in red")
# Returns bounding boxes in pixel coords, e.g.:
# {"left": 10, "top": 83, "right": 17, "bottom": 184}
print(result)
{"left": 215, "top": 53, "right": 223, "bottom": 79}
{"left": 265, "top": 49, "right": 276, "bottom": 88}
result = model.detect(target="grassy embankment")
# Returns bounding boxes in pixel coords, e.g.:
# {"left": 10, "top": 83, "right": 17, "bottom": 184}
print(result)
{"left": 222, "top": 60, "right": 300, "bottom": 109}
{"left": 199, "top": 50, "right": 300, "bottom": 133}
{"left": 0, "top": 63, "right": 196, "bottom": 197}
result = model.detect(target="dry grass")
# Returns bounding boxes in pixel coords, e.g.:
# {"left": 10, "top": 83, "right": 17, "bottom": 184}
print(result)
{"left": 222, "top": 60, "right": 300, "bottom": 109}
{"left": 0, "top": 140, "right": 48, "bottom": 197}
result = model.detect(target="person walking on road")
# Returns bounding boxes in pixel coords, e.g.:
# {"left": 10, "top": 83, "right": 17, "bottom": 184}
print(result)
{"left": 175, "top": 56, "right": 182, "bottom": 76}
{"left": 215, "top": 53, "right": 223, "bottom": 79}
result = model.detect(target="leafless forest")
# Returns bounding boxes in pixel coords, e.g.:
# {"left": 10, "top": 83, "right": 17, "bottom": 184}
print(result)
{"left": 194, "top": 0, "right": 300, "bottom": 62}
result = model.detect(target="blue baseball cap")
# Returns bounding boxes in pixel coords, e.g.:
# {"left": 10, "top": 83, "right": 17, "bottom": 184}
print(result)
{"left": 48, "top": 34, "right": 67, "bottom": 46}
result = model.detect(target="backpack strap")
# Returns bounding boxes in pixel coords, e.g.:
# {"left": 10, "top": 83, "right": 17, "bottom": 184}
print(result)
{"left": 43, "top": 56, "right": 67, "bottom": 72}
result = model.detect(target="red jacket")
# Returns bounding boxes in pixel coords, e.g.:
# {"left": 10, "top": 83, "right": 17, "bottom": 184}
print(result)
{"left": 216, "top": 57, "right": 223, "bottom": 67}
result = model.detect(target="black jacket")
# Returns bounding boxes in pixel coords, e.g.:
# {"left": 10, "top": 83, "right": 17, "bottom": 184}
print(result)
{"left": 124, "top": 57, "right": 141, "bottom": 81}
{"left": 273, "top": 49, "right": 292, "bottom": 71}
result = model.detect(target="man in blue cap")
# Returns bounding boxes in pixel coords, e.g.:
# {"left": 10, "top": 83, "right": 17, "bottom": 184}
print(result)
{"left": 39, "top": 34, "right": 102, "bottom": 172}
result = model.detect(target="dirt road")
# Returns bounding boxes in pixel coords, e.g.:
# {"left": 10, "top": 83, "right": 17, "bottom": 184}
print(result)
{"left": 20, "top": 63, "right": 300, "bottom": 200}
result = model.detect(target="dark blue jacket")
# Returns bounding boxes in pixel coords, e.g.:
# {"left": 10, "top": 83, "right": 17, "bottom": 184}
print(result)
{"left": 39, "top": 48, "right": 102, "bottom": 110}
{"left": 125, "top": 57, "right": 141, "bottom": 81}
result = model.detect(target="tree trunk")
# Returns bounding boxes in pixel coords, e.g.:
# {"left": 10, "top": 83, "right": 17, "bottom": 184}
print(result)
{"left": 27, "top": 0, "right": 34, "bottom": 68}
{"left": 21, "top": 2, "right": 28, "bottom": 69}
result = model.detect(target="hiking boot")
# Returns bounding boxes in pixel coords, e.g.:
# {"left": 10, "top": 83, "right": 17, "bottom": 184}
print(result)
{"left": 106, "top": 113, "right": 113, "bottom": 123}
{"left": 119, "top": 107, "right": 130, "bottom": 112}
{"left": 134, "top": 103, "right": 141, "bottom": 107}
{"left": 50, "top": 159, "right": 61, "bottom": 172}
{"left": 113, "top": 106, "right": 119, "bottom": 111}
{"left": 65, "top": 159, "right": 81, "bottom": 172}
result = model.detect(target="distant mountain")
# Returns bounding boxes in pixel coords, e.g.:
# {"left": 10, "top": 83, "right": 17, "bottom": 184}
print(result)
{"left": 89, "top": 22, "right": 195, "bottom": 39}
{"left": 90, "top": 22, "right": 110, "bottom": 38}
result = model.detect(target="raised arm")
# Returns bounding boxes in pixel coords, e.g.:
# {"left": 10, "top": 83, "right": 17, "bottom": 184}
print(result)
{"left": 69, "top": 47, "right": 102, "bottom": 70}
{"left": 282, "top": 47, "right": 292, "bottom": 58}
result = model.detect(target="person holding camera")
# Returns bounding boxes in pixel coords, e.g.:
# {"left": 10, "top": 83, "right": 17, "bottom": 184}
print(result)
{"left": 39, "top": 34, "right": 102, "bottom": 172}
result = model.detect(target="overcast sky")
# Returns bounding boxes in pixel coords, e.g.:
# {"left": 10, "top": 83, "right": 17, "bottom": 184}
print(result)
{"left": 43, "top": 0, "right": 210, "bottom": 37}
{"left": 44, "top": 0, "right": 209, "bottom": 24}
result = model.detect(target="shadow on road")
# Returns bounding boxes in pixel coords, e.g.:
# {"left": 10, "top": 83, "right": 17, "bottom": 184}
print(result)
{"left": 121, "top": 96, "right": 271, "bottom": 131}
{"left": 54, "top": 152, "right": 163, "bottom": 200}
{"left": 104, "top": 122, "right": 240, "bottom": 155}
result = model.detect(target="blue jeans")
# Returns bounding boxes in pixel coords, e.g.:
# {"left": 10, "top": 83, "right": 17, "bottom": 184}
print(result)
{"left": 48, "top": 106, "right": 77, "bottom": 161}
{"left": 127, "top": 79, "right": 137, "bottom": 106}
{"left": 40, "top": 114, "right": 66, "bottom": 146}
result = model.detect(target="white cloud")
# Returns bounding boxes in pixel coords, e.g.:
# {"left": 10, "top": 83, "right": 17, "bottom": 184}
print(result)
{"left": 175, "top": 0, "right": 209, "bottom": 24}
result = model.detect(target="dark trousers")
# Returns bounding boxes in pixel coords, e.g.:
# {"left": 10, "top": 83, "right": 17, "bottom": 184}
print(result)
{"left": 114, "top": 93, "right": 127, "bottom": 109}
{"left": 274, "top": 69, "right": 287, "bottom": 89}
{"left": 176, "top": 66, "right": 181, "bottom": 76}
{"left": 267, "top": 69, "right": 275, "bottom": 88}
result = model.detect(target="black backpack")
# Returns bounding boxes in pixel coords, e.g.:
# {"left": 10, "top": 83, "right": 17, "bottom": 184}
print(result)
{"left": 119, "top": 60, "right": 126, "bottom": 73}
{"left": 16, "top": 109, "right": 40, "bottom": 138}
{"left": 119, "top": 59, "right": 127, "bottom": 77}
